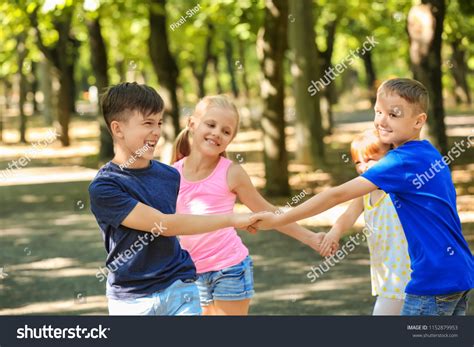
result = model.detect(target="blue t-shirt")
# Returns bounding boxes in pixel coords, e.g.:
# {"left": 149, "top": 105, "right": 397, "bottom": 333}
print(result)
{"left": 89, "top": 160, "right": 196, "bottom": 299}
{"left": 362, "top": 140, "right": 473, "bottom": 295}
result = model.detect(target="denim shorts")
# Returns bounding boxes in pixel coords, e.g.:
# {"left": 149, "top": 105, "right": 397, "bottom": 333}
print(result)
{"left": 401, "top": 290, "right": 471, "bottom": 316}
{"left": 108, "top": 279, "right": 202, "bottom": 316}
{"left": 196, "top": 256, "right": 255, "bottom": 306}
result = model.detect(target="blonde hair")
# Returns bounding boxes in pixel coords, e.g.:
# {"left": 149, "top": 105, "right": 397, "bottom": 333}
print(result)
{"left": 351, "top": 129, "right": 390, "bottom": 164}
{"left": 377, "top": 78, "right": 429, "bottom": 114}
{"left": 172, "top": 95, "right": 240, "bottom": 163}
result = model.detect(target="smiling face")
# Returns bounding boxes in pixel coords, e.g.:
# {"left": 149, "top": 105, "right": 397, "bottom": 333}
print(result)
{"left": 374, "top": 89, "right": 426, "bottom": 148}
{"left": 111, "top": 110, "right": 163, "bottom": 167}
{"left": 189, "top": 106, "right": 238, "bottom": 157}
{"left": 354, "top": 150, "right": 385, "bottom": 174}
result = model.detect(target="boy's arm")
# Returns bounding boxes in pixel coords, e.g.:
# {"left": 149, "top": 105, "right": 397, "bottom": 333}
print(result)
{"left": 256, "top": 176, "right": 377, "bottom": 229}
{"left": 89, "top": 177, "right": 262, "bottom": 236}
{"left": 319, "top": 197, "right": 364, "bottom": 257}
{"left": 229, "top": 164, "right": 325, "bottom": 251}
{"left": 122, "top": 202, "right": 261, "bottom": 236}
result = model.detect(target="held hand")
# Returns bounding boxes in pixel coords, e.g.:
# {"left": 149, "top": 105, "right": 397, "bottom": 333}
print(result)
{"left": 319, "top": 229, "right": 341, "bottom": 257}
{"left": 251, "top": 211, "right": 281, "bottom": 230}
{"left": 231, "top": 213, "right": 259, "bottom": 229}
{"left": 305, "top": 231, "right": 326, "bottom": 252}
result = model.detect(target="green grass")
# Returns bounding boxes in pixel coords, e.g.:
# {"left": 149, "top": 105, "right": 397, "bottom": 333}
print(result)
{"left": 1, "top": 181, "right": 473, "bottom": 315}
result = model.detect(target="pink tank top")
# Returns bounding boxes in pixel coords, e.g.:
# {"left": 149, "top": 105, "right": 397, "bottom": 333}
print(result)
{"left": 173, "top": 156, "right": 249, "bottom": 273}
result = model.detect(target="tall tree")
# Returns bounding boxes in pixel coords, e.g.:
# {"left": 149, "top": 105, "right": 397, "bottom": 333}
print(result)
{"left": 407, "top": 0, "right": 447, "bottom": 154}
{"left": 148, "top": 0, "right": 180, "bottom": 138}
{"left": 17, "top": 33, "right": 28, "bottom": 143}
{"left": 29, "top": 4, "right": 79, "bottom": 146}
{"left": 288, "top": 0, "right": 324, "bottom": 166}
{"left": 86, "top": 13, "right": 114, "bottom": 161}
{"left": 256, "top": 0, "right": 290, "bottom": 196}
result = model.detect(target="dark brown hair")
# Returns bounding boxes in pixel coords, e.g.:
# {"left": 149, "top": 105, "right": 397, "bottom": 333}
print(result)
{"left": 377, "top": 78, "right": 429, "bottom": 114}
{"left": 100, "top": 82, "right": 164, "bottom": 132}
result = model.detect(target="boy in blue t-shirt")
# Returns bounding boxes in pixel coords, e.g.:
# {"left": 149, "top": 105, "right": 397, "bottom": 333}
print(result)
{"left": 256, "top": 78, "right": 473, "bottom": 315}
{"left": 89, "top": 82, "right": 260, "bottom": 315}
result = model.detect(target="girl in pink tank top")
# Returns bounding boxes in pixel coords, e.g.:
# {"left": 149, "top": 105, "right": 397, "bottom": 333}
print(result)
{"left": 172, "top": 95, "right": 324, "bottom": 315}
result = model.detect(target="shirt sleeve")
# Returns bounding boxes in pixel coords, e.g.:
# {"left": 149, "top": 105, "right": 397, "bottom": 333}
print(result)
{"left": 89, "top": 177, "right": 139, "bottom": 229}
{"left": 361, "top": 150, "right": 409, "bottom": 193}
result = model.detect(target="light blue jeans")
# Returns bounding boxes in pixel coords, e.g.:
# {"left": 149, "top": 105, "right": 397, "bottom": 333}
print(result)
{"left": 401, "top": 290, "right": 470, "bottom": 316}
{"left": 108, "top": 279, "right": 202, "bottom": 315}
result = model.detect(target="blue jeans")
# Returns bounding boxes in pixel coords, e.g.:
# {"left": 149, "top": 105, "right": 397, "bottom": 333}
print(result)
{"left": 108, "top": 279, "right": 202, "bottom": 315}
{"left": 401, "top": 290, "right": 471, "bottom": 316}
{"left": 196, "top": 256, "right": 254, "bottom": 306}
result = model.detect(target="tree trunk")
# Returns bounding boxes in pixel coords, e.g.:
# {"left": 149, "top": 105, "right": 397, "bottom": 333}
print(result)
{"left": 256, "top": 0, "right": 290, "bottom": 197}
{"left": 38, "top": 60, "right": 54, "bottom": 126}
{"left": 148, "top": 0, "right": 180, "bottom": 139}
{"left": 87, "top": 16, "right": 114, "bottom": 161}
{"left": 30, "top": 7, "right": 77, "bottom": 146}
{"left": 209, "top": 54, "right": 223, "bottom": 94}
{"left": 288, "top": 0, "right": 325, "bottom": 166}
{"left": 407, "top": 0, "right": 447, "bottom": 154}
{"left": 362, "top": 49, "right": 377, "bottom": 106}
{"left": 450, "top": 40, "right": 471, "bottom": 105}
{"left": 238, "top": 39, "right": 251, "bottom": 100}
{"left": 31, "top": 61, "right": 39, "bottom": 114}
{"left": 17, "top": 34, "right": 28, "bottom": 143}
{"left": 191, "top": 23, "right": 213, "bottom": 98}
{"left": 319, "top": 18, "right": 337, "bottom": 134}
{"left": 225, "top": 39, "right": 239, "bottom": 98}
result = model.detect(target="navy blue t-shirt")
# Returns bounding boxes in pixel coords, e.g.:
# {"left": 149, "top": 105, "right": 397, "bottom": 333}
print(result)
{"left": 362, "top": 140, "right": 474, "bottom": 295}
{"left": 89, "top": 160, "right": 196, "bottom": 299}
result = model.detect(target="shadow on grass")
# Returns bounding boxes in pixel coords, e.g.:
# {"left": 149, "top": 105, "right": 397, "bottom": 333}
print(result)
{"left": 2, "top": 179, "right": 472, "bottom": 315}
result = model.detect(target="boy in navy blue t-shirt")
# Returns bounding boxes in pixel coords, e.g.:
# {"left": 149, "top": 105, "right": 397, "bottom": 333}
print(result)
{"left": 256, "top": 78, "right": 473, "bottom": 315}
{"left": 89, "top": 82, "right": 261, "bottom": 315}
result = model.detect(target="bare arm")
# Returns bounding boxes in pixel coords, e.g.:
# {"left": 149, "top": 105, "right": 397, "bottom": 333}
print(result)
{"left": 122, "top": 202, "right": 260, "bottom": 236}
{"left": 256, "top": 176, "right": 377, "bottom": 229}
{"left": 319, "top": 197, "right": 364, "bottom": 256}
{"left": 229, "top": 164, "right": 324, "bottom": 250}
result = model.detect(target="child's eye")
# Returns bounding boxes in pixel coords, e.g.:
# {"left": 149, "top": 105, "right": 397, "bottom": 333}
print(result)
{"left": 206, "top": 123, "right": 215, "bottom": 128}
{"left": 389, "top": 113, "right": 397, "bottom": 118}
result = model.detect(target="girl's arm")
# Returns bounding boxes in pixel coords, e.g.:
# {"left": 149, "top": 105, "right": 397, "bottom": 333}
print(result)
{"left": 228, "top": 164, "right": 325, "bottom": 251}
{"left": 256, "top": 176, "right": 377, "bottom": 229}
{"left": 319, "top": 197, "right": 364, "bottom": 257}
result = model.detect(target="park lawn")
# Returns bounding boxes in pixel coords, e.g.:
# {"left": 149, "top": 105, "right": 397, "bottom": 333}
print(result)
{"left": 0, "top": 180, "right": 473, "bottom": 315}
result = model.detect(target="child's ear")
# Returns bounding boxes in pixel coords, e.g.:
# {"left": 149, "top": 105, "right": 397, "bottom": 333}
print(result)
{"left": 188, "top": 116, "right": 196, "bottom": 131}
{"left": 110, "top": 121, "right": 124, "bottom": 139}
{"left": 414, "top": 112, "right": 427, "bottom": 129}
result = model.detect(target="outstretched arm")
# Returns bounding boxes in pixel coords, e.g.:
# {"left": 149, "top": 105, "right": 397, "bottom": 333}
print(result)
{"left": 319, "top": 197, "right": 364, "bottom": 257}
{"left": 229, "top": 164, "right": 325, "bottom": 251}
{"left": 256, "top": 176, "right": 377, "bottom": 229}
{"left": 122, "top": 202, "right": 263, "bottom": 237}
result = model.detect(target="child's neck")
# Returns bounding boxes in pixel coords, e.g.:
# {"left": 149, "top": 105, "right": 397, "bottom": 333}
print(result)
{"left": 112, "top": 147, "right": 150, "bottom": 169}
{"left": 394, "top": 134, "right": 421, "bottom": 148}
{"left": 185, "top": 151, "right": 220, "bottom": 173}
